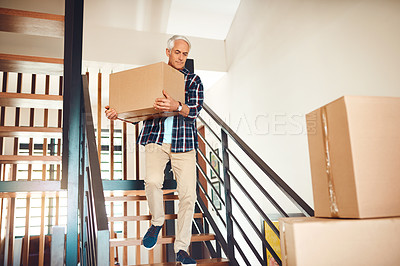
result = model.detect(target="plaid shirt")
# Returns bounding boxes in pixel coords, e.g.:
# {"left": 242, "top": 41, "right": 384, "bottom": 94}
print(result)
{"left": 137, "top": 67, "right": 204, "bottom": 153}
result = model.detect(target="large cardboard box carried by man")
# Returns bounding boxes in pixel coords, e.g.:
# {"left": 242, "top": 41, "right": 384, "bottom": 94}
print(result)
{"left": 279, "top": 217, "right": 400, "bottom": 266}
{"left": 109, "top": 62, "right": 185, "bottom": 123}
{"left": 306, "top": 96, "right": 400, "bottom": 219}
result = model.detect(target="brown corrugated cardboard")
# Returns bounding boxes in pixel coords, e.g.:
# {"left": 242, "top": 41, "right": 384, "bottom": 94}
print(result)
{"left": 306, "top": 96, "right": 400, "bottom": 218}
{"left": 279, "top": 217, "right": 400, "bottom": 266}
{"left": 109, "top": 62, "right": 185, "bottom": 122}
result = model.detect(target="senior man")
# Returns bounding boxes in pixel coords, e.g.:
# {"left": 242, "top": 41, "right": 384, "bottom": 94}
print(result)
{"left": 106, "top": 35, "right": 203, "bottom": 265}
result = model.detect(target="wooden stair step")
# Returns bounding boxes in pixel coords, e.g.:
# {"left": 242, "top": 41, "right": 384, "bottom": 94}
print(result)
{"left": 104, "top": 189, "right": 176, "bottom": 197}
{"left": 0, "top": 91, "right": 63, "bottom": 109}
{"left": 0, "top": 126, "right": 62, "bottom": 138}
{"left": 0, "top": 53, "right": 63, "bottom": 76}
{"left": 0, "top": 155, "right": 61, "bottom": 164}
{"left": 105, "top": 194, "right": 178, "bottom": 202}
{"left": 108, "top": 213, "right": 203, "bottom": 222}
{"left": 109, "top": 233, "right": 215, "bottom": 247}
{"left": 0, "top": 8, "right": 64, "bottom": 38}
{"left": 134, "top": 258, "right": 229, "bottom": 266}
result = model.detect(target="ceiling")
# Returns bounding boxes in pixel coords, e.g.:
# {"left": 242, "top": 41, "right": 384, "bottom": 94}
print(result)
{"left": 84, "top": 0, "right": 241, "bottom": 40}
{"left": 1, "top": 0, "right": 240, "bottom": 40}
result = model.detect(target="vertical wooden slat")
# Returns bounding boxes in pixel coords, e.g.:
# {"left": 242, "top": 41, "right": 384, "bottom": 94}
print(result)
{"left": 0, "top": 72, "right": 8, "bottom": 181}
{"left": 22, "top": 197, "right": 31, "bottom": 266}
{"left": 97, "top": 72, "right": 102, "bottom": 160}
{"left": 123, "top": 122, "right": 128, "bottom": 266}
{"left": 110, "top": 120, "right": 115, "bottom": 265}
{"left": 0, "top": 71, "right": 7, "bottom": 262}
{"left": 6, "top": 197, "right": 15, "bottom": 266}
{"left": 38, "top": 75, "right": 50, "bottom": 266}
{"left": 55, "top": 76, "right": 62, "bottom": 226}
{"left": 22, "top": 73, "right": 36, "bottom": 266}
{"left": 135, "top": 124, "right": 140, "bottom": 264}
{"left": 38, "top": 196, "right": 46, "bottom": 266}
{"left": 0, "top": 197, "right": 6, "bottom": 264}
{"left": 7, "top": 73, "right": 23, "bottom": 265}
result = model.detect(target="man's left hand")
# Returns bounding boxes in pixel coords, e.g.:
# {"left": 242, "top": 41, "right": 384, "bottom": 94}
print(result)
{"left": 154, "top": 90, "right": 180, "bottom": 112}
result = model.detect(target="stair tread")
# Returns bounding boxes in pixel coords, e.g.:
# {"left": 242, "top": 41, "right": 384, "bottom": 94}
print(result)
{"left": 109, "top": 233, "right": 215, "bottom": 247}
{"left": 0, "top": 91, "right": 63, "bottom": 109}
{"left": 0, "top": 155, "right": 61, "bottom": 164}
{"left": 0, "top": 126, "right": 62, "bottom": 137}
{"left": 105, "top": 193, "right": 178, "bottom": 202}
{"left": 108, "top": 213, "right": 203, "bottom": 222}
{"left": 0, "top": 53, "right": 63, "bottom": 75}
{"left": 0, "top": 8, "right": 64, "bottom": 38}
{"left": 134, "top": 258, "right": 229, "bottom": 266}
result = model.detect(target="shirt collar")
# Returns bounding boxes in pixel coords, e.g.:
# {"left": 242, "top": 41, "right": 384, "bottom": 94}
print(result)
{"left": 179, "top": 67, "right": 190, "bottom": 75}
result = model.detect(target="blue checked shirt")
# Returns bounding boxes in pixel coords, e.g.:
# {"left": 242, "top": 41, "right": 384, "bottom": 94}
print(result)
{"left": 137, "top": 67, "right": 204, "bottom": 153}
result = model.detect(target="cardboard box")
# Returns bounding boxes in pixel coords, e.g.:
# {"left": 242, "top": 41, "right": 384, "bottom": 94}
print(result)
{"left": 279, "top": 217, "right": 400, "bottom": 266}
{"left": 109, "top": 62, "right": 185, "bottom": 122}
{"left": 306, "top": 96, "right": 400, "bottom": 218}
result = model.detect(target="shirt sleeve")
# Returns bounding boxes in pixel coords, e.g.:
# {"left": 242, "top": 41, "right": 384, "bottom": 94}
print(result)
{"left": 184, "top": 75, "right": 204, "bottom": 124}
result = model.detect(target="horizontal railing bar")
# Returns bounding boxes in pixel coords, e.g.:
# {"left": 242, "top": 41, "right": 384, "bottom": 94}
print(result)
{"left": 198, "top": 116, "right": 222, "bottom": 143}
{"left": 0, "top": 180, "right": 63, "bottom": 192}
{"left": 230, "top": 214, "right": 265, "bottom": 266}
{"left": 227, "top": 168, "right": 281, "bottom": 236}
{"left": 202, "top": 103, "right": 314, "bottom": 216}
{"left": 227, "top": 148, "right": 288, "bottom": 217}
{"left": 196, "top": 162, "right": 225, "bottom": 206}
{"left": 233, "top": 238, "right": 251, "bottom": 266}
{"left": 231, "top": 190, "right": 279, "bottom": 243}
{"left": 196, "top": 192, "right": 232, "bottom": 263}
{"left": 191, "top": 212, "right": 219, "bottom": 258}
{"left": 101, "top": 179, "right": 177, "bottom": 191}
{"left": 102, "top": 180, "right": 144, "bottom": 190}
{"left": 197, "top": 147, "right": 225, "bottom": 186}
{"left": 197, "top": 179, "right": 226, "bottom": 228}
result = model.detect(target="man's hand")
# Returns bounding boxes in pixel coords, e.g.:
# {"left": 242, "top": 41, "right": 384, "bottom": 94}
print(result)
{"left": 154, "top": 90, "right": 180, "bottom": 112}
{"left": 105, "top": 105, "right": 118, "bottom": 120}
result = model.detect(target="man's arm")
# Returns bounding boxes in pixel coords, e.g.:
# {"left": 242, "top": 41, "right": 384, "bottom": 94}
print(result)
{"left": 154, "top": 90, "right": 190, "bottom": 117}
{"left": 105, "top": 106, "right": 118, "bottom": 120}
{"left": 105, "top": 106, "right": 139, "bottom": 124}
{"left": 154, "top": 75, "right": 204, "bottom": 121}
{"left": 183, "top": 75, "right": 204, "bottom": 122}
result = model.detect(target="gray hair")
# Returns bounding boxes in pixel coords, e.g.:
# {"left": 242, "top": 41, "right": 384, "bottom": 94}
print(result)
{"left": 167, "top": 35, "right": 191, "bottom": 52}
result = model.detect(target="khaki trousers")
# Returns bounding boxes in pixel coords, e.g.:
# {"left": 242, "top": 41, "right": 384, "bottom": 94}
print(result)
{"left": 144, "top": 143, "right": 197, "bottom": 253}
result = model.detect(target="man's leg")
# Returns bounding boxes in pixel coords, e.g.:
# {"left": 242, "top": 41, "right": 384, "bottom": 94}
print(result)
{"left": 170, "top": 149, "right": 197, "bottom": 253}
{"left": 145, "top": 143, "right": 170, "bottom": 226}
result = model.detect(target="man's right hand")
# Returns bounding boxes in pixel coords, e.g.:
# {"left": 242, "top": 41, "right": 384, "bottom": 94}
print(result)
{"left": 105, "top": 105, "right": 118, "bottom": 120}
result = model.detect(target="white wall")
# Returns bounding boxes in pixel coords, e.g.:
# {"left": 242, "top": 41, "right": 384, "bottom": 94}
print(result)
{"left": 207, "top": 0, "right": 400, "bottom": 212}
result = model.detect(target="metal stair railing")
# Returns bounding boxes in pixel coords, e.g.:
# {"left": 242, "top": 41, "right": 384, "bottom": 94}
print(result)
{"left": 195, "top": 103, "right": 314, "bottom": 266}
{"left": 78, "top": 74, "right": 110, "bottom": 266}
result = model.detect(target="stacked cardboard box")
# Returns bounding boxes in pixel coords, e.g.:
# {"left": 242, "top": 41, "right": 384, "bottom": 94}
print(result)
{"left": 279, "top": 96, "right": 400, "bottom": 265}
{"left": 109, "top": 62, "right": 185, "bottom": 123}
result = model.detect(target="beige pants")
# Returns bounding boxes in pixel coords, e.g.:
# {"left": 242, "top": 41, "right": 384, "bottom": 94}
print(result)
{"left": 144, "top": 143, "right": 197, "bottom": 253}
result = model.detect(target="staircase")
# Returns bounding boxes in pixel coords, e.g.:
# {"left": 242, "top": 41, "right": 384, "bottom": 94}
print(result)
{"left": 106, "top": 190, "right": 228, "bottom": 265}
{"left": 0, "top": 6, "right": 65, "bottom": 265}
{"left": 1, "top": 1, "right": 315, "bottom": 265}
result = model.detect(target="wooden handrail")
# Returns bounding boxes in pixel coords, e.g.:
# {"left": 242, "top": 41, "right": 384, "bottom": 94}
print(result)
{"left": 0, "top": 53, "right": 63, "bottom": 64}
{"left": 0, "top": 8, "right": 64, "bottom": 22}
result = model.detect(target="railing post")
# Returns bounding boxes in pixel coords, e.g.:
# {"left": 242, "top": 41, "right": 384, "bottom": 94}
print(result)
{"left": 221, "top": 129, "right": 234, "bottom": 260}
{"left": 63, "top": 0, "right": 84, "bottom": 264}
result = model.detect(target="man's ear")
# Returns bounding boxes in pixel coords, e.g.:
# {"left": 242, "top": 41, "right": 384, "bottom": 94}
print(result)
{"left": 166, "top": 48, "right": 170, "bottom": 57}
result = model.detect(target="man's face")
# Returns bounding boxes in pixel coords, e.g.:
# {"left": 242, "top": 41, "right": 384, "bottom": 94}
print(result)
{"left": 166, "top": 39, "right": 189, "bottom": 70}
